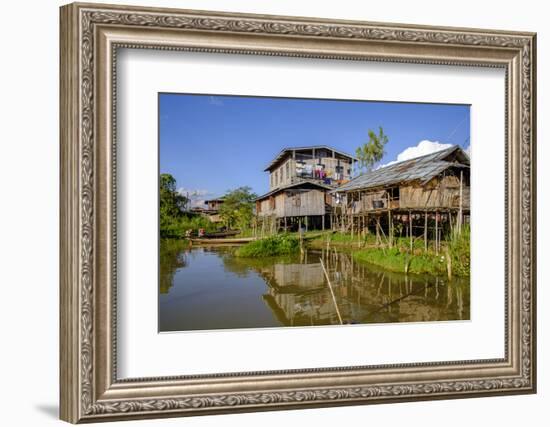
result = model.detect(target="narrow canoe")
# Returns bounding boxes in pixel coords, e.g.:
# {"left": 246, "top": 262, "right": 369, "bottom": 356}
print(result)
{"left": 190, "top": 237, "right": 257, "bottom": 244}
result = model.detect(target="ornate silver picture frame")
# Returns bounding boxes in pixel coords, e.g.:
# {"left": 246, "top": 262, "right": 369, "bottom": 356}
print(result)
{"left": 60, "top": 2, "right": 536, "bottom": 423}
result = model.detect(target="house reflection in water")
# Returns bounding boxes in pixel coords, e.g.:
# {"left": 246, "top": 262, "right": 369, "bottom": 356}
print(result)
{"left": 159, "top": 241, "right": 469, "bottom": 332}
{"left": 256, "top": 250, "right": 468, "bottom": 327}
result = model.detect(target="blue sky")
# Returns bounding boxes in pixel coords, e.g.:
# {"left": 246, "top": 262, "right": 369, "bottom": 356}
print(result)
{"left": 159, "top": 93, "right": 470, "bottom": 204}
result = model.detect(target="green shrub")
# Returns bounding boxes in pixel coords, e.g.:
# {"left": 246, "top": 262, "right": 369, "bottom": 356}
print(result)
{"left": 235, "top": 234, "right": 301, "bottom": 257}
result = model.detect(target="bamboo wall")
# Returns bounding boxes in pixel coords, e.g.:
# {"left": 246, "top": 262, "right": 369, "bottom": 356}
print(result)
{"left": 257, "top": 189, "right": 326, "bottom": 218}
{"left": 341, "top": 174, "right": 470, "bottom": 213}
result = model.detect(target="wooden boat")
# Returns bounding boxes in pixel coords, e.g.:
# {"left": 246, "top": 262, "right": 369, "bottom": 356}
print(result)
{"left": 202, "top": 230, "right": 240, "bottom": 238}
{"left": 190, "top": 237, "right": 257, "bottom": 244}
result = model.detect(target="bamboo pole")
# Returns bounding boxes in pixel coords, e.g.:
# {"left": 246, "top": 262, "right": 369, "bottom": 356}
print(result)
{"left": 320, "top": 258, "right": 343, "bottom": 325}
{"left": 435, "top": 211, "right": 439, "bottom": 254}
{"left": 458, "top": 170, "right": 464, "bottom": 233}
{"left": 387, "top": 193, "right": 392, "bottom": 246}
{"left": 424, "top": 210, "right": 428, "bottom": 252}
{"left": 409, "top": 210, "right": 413, "bottom": 251}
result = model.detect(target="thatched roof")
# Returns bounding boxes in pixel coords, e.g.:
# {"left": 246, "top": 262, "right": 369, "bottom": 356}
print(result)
{"left": 333, "top": 145, "right": 469, "bottom": 193}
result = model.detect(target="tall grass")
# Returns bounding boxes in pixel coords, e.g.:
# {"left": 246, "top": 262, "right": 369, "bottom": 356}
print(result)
{"left": 447, "top": 224, "right": 470, "bottom": 277}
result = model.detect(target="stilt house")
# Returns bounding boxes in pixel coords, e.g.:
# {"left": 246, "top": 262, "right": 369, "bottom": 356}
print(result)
{"left": 330, "top": 145, "right": 470, "bottom": 241}
{"left": 255, "top": 146, "right": 357, "bottom": 231}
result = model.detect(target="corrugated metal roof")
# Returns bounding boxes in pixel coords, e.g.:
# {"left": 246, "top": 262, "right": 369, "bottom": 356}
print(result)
{"left": 255, "top": 180, "right": 333, "bottom": 201}
{"left": 264, "top": 145, "right": 357, "bottom": 172}
{"left": 333, "top": 145, "right": 469, "bottom": 192}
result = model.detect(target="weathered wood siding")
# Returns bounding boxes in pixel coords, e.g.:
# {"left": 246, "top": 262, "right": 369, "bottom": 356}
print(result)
{"left": 257, "top": 189, "right": 326, "bottom": 218}
{"left": 281, "top": 189, "right": 325, "bottom": 217}
{"left": 342, "top": 174, "right": 470, "bottom": 213}
{"left": 400, "top": 175, "right": 470, "bottom": 209}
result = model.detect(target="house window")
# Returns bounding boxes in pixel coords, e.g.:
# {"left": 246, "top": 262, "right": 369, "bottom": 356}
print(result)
{"left": 388, "top": 187, "right": 400, "bottom": 200}
{"left": 294, "top": 195, "right": 301, "bottom": 207}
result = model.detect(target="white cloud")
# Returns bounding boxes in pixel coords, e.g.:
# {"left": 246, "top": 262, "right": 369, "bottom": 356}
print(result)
{"left": 379, "top": 140, "right": 453, "bottom": 168}
{"left": 208, "top": 96, "right": 224, "bottom": 106}
{"left": 177, "top": 188, "right": 214, "bottom": 208}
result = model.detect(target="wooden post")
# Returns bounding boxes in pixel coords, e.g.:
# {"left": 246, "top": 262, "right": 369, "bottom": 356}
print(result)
{"left": 458, "top": 170, "right": 464, "bottom": 233}
{"left": 284, "top": 216, "right": 287, "bottom": 231}
{"left": 409, "top": 210, "right": 413, "bottom": 251}
{"left": 424, "top": 210, "right": 428, "bottom": 251}
{"left": 387, "top": 193, "right": 391, "bottom": 247}
{"left": 435, "top": 211, "right": 439, "bottom": 254}
{"left": 322, "top": 214, "right": 325, "bottom": 231}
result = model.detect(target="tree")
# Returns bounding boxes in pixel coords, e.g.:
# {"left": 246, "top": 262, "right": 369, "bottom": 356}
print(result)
{"left": 218, "top": 186, "right": 257, "bottom": 230}
{"left": 159, "top": 173, "right": 189, "bottom": 236}
{"left": 355, "top": 126, "right": 389, "bottom": 173}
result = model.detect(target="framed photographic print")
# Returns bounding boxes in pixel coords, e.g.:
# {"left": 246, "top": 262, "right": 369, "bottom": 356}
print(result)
{"left": 60, "top": 2, "right": 537, "bottom": 423}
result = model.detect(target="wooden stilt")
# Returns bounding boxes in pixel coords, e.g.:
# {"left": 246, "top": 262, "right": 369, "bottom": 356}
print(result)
{"left": 424, "top": 210, "right": 428, "bottom": 252}
{"left": 376, "top": 216, "right": 380, "bottom": 245}
{"left": 459, "top": 170, "right": 464, "bottom": 233}
{"left": 435, "top": 211, "right": 439, "bottom": 254}
{"left": 409, "top": 210, "right": 413, "bottom": 251}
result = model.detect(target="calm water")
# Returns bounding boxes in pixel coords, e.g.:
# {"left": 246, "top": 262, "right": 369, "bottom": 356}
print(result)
{"left": 159, "top": 239, "right": 470, "bottom": 332}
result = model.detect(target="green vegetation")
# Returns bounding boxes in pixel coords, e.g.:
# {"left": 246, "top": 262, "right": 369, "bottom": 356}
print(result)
{"left": 159, "top": 173, "right": 216, "bottom": 237}
{"left": 355, "top": 126, "right": 389, "bottom": 172}
{"left": 218, "top": 186, "right": 257, "bottom": 231}
{"left": 447, "top": 224, "right": 470, "bottom": 277}
{"left": 235, "top": 234, "right": 301, "bottom": 258}
{"left": 353, "top": 247, "right": 447, "bottom": 276}
{"left": 304, "top": 228, "right": 470, "bottom": 278}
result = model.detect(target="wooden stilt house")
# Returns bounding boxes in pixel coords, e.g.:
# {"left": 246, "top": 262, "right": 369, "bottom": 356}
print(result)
{"left": 330, "top": 145, "right": 470, "bottom": 248}
{"left": 255, "top": 146, "right": 357, "bottom": 232}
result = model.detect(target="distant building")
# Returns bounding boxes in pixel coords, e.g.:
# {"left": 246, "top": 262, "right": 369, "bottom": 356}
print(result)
{"left": 189, "top": 197, "right": 225, "bottom": 223}
{"left": 255, "top": 146, "right": 357, "bottom": 231}
{"left": 204, "top": 198, "right": 225, "bottom": 212}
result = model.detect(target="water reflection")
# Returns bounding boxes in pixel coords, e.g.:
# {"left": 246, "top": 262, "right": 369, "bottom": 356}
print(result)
{"left": 159, "top": 240, "right": 470, "bottom": 332}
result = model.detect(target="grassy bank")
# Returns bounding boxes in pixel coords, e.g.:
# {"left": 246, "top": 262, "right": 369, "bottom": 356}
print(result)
{"left": 305, "top": 228, "right": 470, "bottom": 277}
{"left": 235, "top": 234, "right": 301, "bottom": 257}
{"left": 353, "top": 247, "right": 447, "bottom": 276}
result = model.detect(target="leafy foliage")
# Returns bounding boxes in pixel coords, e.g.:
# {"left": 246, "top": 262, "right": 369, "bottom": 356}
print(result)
{"left": 218, "top": 186, "right": 257, "bottom": 231}
{"left": 235, "top": 234, "right": 301, "bottom": 257}
{"left": 447, "top": 224, "right": 470, "bottom": 277}
{"left": 159, "top": 173, "right": 215, "bottom": 237}
{"left": 160, "top": 173, "right": 188, "bottom": 218}
{"left": 355, "top": 126, "right": 389, "bottom": 172}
